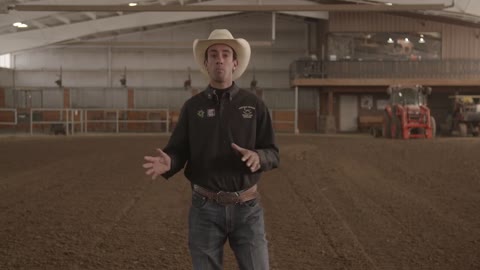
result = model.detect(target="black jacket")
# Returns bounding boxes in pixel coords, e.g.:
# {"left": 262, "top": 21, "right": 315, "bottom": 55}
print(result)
{"left": 162, "top": 83, "right": 279, "bottom": 192}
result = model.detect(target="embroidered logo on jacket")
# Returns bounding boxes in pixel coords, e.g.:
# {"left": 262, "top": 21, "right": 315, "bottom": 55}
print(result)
{"left": 207, "top": 109, "right": 215, "bottom": 117}
{"left": 197, "top": 110, "right": 205, "bottom": 118}
{"left": 239, "top": 106, "right": 255, "bottom": 119}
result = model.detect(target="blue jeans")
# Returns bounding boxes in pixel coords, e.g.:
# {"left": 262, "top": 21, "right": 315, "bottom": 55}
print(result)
{"left": 188, "top": 192, "right": 269, "bottom": 270}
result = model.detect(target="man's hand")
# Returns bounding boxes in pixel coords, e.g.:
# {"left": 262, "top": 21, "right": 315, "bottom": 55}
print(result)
{"left": 231, "top": 143, "right": 261, "bottom": 173}
{"left": 143, "top": 149, "right": 171, "bottom": 180}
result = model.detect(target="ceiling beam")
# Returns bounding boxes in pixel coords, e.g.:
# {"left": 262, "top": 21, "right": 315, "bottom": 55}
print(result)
{"left": 84, "top": 12, "right": 97, "bottom": 20}
{"left": 53, "top": 15, "right": 71, "bottom": 24}
{"left": 11, "top": 3, "right": 447, "bottom": 12}
{"left": 0, "top": 11, "right": 237, "bottom": 54}
{"left": 30, "top": 19, "right": 46, "bottom": 29}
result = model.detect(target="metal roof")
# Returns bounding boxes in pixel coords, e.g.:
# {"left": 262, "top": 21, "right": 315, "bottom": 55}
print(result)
{"left": 0, "top": 0, "right": 475, "bottom": 54}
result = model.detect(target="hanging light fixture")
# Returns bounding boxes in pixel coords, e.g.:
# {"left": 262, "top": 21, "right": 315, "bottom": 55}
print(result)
{"left": 419, "top": 34, "right": 426, "bottom": 43}
{"left": 387, "top": 37, "right": 394, "bottom": 44}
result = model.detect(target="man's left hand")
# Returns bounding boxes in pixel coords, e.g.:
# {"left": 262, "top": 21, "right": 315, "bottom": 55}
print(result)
{"left": 231, "top": 143, "right": 261, "bottom": 172}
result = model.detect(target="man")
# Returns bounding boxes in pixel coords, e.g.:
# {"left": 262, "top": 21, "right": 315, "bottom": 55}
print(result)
{"left": 143, "top": 29, "right": 279, "bottom": 270}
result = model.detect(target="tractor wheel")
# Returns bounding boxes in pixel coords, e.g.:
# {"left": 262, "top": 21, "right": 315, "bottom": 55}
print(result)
{"left": 392, "top": 116, "right": 402, "bottom": 139}
{"left": 459, "top": 123, "right": 468, "bottom": 137}
{"left": 430, "top": 116, "right": 436, "bottom": 138}
{"left": 383, "top": 112, "right": 391, "bottom": 138}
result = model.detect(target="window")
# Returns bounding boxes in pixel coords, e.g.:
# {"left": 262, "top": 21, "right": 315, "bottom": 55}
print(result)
{"left": 327, "top": 32, "right": 442, "bottom": 61}
{"left": 0, "top": 53, "right": 11, "bottom": 68}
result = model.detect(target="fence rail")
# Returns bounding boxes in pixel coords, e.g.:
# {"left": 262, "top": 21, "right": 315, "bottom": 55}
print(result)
{"left": 1, "top": 108, "right": 297, "bottom": 134}
{"left": 0, "top": 108, "right": 17, "bottom": 125}
{"left": 0, "top": 108, "right": 172, "bottom": 135}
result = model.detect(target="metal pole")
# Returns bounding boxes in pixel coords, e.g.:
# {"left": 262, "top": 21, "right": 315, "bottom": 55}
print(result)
{"left": 116, "top": 110, "right": 119, "bottom": 133}
{"left": 295, "top": 86, "right": 299, "bottom": 134}
{"left": 271, "top": 12, "right": 276, "bottom": 42}
{"left": 65, "top": 109, "right": 70, "bottom": 136}
{"left": 166, "top": 109, "right": 170, "bottom": 133}
{"left": 30, "top": 108, "right": 33, "bottom": 135}
{"left": 85, "top": 110, "right": 88, "bottom": 133}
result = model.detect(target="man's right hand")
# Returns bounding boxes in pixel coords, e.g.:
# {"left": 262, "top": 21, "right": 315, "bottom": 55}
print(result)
{"left": 143, "top": 149, "right": 171, "bottom": 180}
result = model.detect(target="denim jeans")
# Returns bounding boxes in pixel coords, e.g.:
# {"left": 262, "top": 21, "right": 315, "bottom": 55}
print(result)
{"left": 188, "top": 192, "right": 269, "bottom": 270}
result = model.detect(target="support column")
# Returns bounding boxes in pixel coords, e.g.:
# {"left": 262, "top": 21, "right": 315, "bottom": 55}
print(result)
{"left": 328, "top": 90, "right": 334, "bottom": 116}
{"left": 325, "top": 90, "right": 336, "bottom": 133}
{"left": 294, "top": 86, "right": 299, "bottom": 134}
{"left": 191, "top": 88, "right": 199, "bottom": 96}
{"left": 127, "top": 88, "right": 134, "bottom": 108}
{"left": 0, "top": 87, "right": 5, "bottom": 107}
{"left": 255, "top": 89, "right": 263, "bottom": 99}
{"left": 63, "top": 88, "right": 70, "bottom": 108}
{"left": 318, "top": 89, "right": 336, "bottom": 134}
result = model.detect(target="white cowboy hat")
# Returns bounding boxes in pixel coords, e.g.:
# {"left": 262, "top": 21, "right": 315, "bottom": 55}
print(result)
{"left": 193, "top": 29, "right": 251, "bottom": 81}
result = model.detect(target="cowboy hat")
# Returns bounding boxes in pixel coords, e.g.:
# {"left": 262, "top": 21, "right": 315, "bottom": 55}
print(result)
{"left": 193, "top": 29, "right": 251, "bottom": 81}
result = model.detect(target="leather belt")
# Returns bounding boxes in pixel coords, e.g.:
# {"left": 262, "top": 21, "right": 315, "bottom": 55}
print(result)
{"left": 193, "top": 184, "right": 258, "bottom": 205}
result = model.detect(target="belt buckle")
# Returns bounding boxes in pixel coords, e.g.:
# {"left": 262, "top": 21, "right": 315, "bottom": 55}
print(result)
{"left": 215, "top": 191, "right": 239, "bottom": 205}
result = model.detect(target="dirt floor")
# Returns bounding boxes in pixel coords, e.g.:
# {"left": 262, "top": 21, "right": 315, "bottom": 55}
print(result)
{"left": 0, "top": 134, "right": 479, "bottom": 270}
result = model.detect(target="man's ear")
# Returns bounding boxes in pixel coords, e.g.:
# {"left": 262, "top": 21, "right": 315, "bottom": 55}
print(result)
{"left": 233, "top": 59, "right": 238, "bottom": 71}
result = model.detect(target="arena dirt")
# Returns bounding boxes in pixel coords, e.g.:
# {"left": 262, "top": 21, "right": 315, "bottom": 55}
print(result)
{"left": 0, "top": 134, "right": 479, "bottom": 269}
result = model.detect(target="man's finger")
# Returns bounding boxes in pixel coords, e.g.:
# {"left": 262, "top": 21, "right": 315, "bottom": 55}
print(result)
{"left": 245, "top": 154, "right": 256, "bottom": 166}
{"left": 156, "top": 149, "right": 170, "bottom": 159}
{"left": 146, "top": 168, "right": 155, "bottom": 175}
{"left": 144, "top": 156, "right": 159, "bottom": 162}
{"left": 251, "top": 163, "right": 261, "bottom": 172}
{"left": 231, "top": 143, "right": 247, "bottom": 154}
{"left": 242, "top": 151, "right": 254, "bottom": 162}
{"left": 143, "top": 163, "right": 153, "bottom": 168}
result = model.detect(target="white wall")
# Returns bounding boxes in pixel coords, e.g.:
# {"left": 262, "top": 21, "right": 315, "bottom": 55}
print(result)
{"left": 11, "top": 13, "right": 311, "bottom": 89}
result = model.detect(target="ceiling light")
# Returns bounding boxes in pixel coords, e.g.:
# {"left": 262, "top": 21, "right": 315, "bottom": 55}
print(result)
{"left": 13, "top": 22, "right": 28, "bottom": 28}
{"left": 419, "top": 37, "right": 425, "bottom": 43}
{"left": 128, "top": 2, "right": 138, "bottom": 6}
{"left": 404, "top": 38, "right": 410, "bottom": 42}
{"left": 387, "top": 38, "right": 394, "bottom": 43}
{"left": 385, "top": 2, "right": 393, "bottom": 5}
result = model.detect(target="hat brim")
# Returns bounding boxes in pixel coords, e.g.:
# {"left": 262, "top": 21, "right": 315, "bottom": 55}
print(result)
{"left": 193, "top": 38, "right": 251, "bottom": 81}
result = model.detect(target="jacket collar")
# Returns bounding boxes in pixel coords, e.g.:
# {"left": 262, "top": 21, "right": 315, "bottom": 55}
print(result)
{"left": 203, "top": 82, "right": 240, "bottom": 101}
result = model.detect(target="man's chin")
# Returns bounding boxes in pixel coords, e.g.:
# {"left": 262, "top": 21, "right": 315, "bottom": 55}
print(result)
{"left": 213, "top": 76, "right": 230, "bottom": 83}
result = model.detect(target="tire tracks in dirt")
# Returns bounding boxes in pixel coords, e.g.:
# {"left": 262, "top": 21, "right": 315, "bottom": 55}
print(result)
{"left": 279, "top": 142, "right": 380, "bottom": 270}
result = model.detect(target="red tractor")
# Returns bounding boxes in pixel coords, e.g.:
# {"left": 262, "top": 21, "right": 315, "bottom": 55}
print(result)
{"left": 383, "top": 85, "right": 436, "bottom": 139}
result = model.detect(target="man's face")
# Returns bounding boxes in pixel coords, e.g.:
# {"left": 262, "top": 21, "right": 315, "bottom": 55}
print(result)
{"left": 204, "top": 44, "right": 238, "bottom": 83}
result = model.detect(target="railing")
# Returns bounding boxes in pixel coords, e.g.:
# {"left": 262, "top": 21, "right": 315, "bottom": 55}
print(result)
{"left": 0, "top": 108, "right": 172, "bottom": 135}
{"left": 30, "top": 108, "right": 75, "bottom": 135}
{"left": 83, "top": 108, "right": 170, "bottom": 133}
{"left": 290, "top": 59, "right": 480, "bottom": 80}
{"left": 2, "top": 108, "right": 297, "bottom": 134}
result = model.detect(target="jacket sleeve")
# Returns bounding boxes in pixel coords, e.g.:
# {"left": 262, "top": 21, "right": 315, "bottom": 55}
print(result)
{"left": 161, "top": 102, "right": 190, "bottom": 179}
{"left": 255, "top": 99, "right": 279, "bottom": 172}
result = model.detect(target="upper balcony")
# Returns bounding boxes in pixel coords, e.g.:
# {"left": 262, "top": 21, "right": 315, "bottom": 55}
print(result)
{"left": 290, "top": 59, "right": 480, "bottom": 87}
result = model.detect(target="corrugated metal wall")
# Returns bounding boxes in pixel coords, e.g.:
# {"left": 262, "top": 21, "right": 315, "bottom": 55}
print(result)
{"left": 71, "top": 88, "right": 127, "bottom": 108}
{"left": 329, "top": 12, "right": 480, "bottom": 59}
{"left": 0, "top": 68, "right": 14, "bottom": 87}
{"left": 134, "top": 88, "right": 191, "bottom": 109}
{"left": 263, "top": 88, "right": 317, "bottom": 110}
